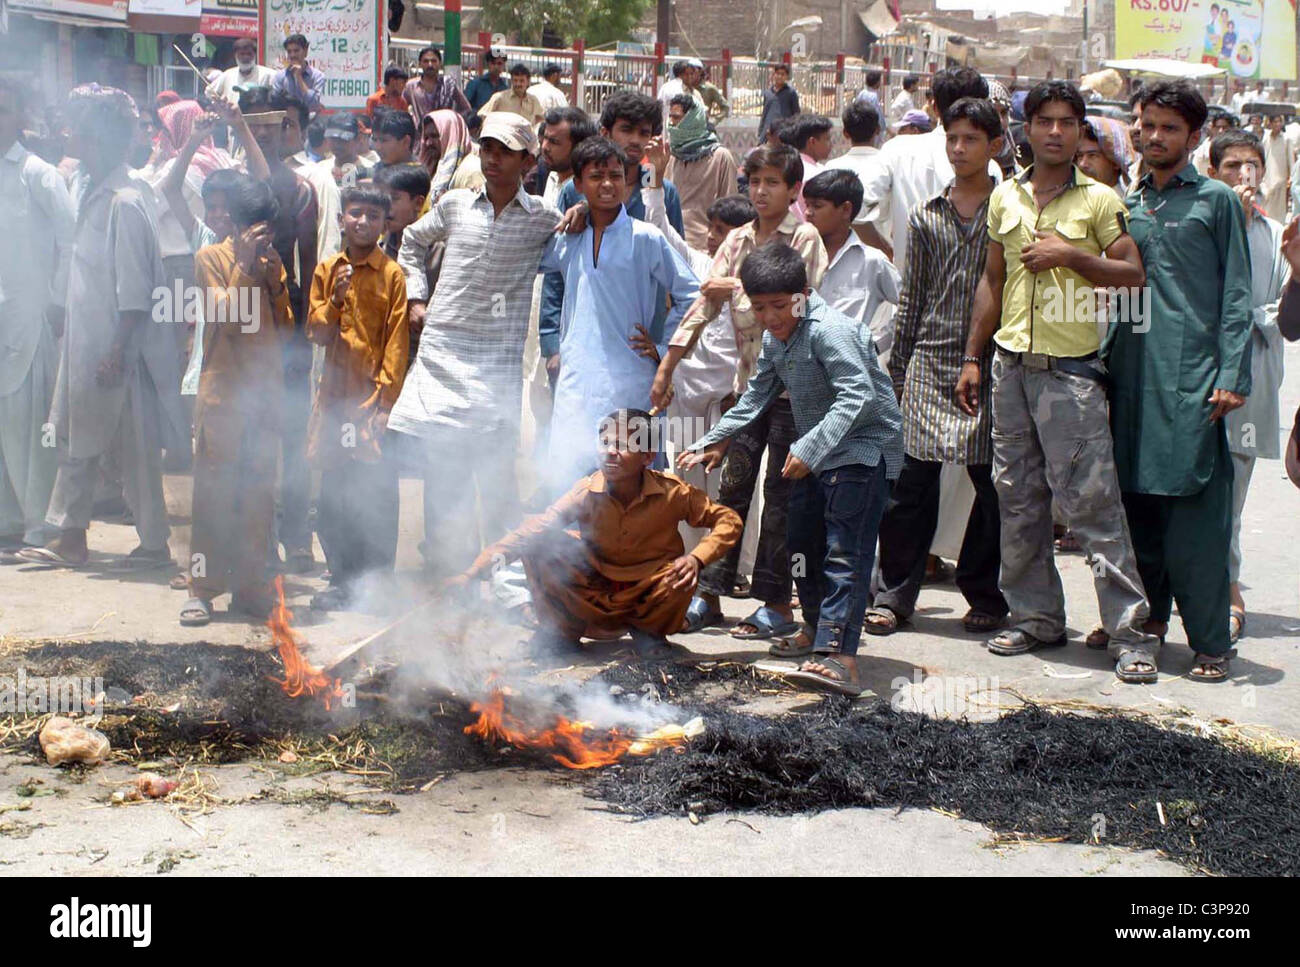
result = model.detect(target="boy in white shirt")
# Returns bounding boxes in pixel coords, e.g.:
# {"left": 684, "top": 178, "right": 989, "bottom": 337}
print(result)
{"left": 802, "top": 168, "right": 900, "bottom": 362}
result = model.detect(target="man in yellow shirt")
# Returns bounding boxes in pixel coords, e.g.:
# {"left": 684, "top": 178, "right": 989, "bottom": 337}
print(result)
{"left": 955, "top": 80, "right": 1159, "bottom": 677}
{"left": 479, "top": 65, "right": 545, "bottom": 126}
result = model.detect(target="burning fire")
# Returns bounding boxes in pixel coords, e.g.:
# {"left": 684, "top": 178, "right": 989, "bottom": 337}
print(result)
{"left": 464, "top": 687, "right": 704, "bottom": 770}
{"left": 267, "top": 576, "right": 344, "bottom": 710}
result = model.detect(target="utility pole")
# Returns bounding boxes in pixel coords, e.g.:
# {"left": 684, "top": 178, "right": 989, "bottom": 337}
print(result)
{"left": 657, "top": 0, "right": 671, "bottom": 51}
{"left": 445, "top": 0, "right": 462, "bottom": 84}
{"left": 1080, "top": 0, "right": 1089, "bottom": 74}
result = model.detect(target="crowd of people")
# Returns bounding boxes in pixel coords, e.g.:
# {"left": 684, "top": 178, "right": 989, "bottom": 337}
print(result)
{"left": 2, "top": 33, "right": 1299, "bottom": 695}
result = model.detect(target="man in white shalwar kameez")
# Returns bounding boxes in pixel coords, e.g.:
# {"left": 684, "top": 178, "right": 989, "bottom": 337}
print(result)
{"left": 19, "top": 86, "right": 177, "bottom": 569}
{"left": 1259, "top": 117, "right": 1293, "bottom": 222}
{"left": 0, "top": 83, "right": 75, "bottom": 558}
{"left": 1208, "top": 130, "right": 1292, "bottom": 641}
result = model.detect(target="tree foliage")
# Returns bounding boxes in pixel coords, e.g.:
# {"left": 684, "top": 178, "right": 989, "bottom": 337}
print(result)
{"left": 480, "top": 0, "right": 655, "bottom": 48}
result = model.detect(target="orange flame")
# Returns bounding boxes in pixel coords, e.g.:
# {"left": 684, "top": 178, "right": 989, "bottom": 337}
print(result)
{"left": 464, "top": 687, "right": 693, "bottom": 770}
{"left": 267, "top": 576, "right": 344, "bottom": 710}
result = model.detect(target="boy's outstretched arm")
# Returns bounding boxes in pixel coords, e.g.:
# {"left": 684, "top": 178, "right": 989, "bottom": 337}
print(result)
{"left": 677, "top": 348, "right": 780, "bottom": 473}
{"left": 443, "top": 484, "right": 585, "bottom": 589}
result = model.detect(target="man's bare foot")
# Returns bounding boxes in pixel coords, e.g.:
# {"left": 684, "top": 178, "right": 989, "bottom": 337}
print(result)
{"left": 46, "top": 531, "right": 88, "bottom": 565}
{"left": 799, "top": 654, "right": 861, "bottom": 687}
{"left": 1086, "top": 619, "right": 1168, "bottom": 649}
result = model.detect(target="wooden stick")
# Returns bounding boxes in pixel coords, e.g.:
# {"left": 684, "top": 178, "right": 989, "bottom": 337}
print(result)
{"left": 321, "top": 597, "right": 441, "bottom": 674}
{"left": 171, "top": 44, "right": 211, "bottom": 87}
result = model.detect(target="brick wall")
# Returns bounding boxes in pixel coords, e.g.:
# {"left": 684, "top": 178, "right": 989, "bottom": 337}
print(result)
{"left": 669, "top": 0, "right": 872, "bottom": 60}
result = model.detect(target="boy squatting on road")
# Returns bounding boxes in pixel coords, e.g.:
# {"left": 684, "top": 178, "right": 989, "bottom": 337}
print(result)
{"left": 443, "top": 409, "right": 742, "bottom": 658}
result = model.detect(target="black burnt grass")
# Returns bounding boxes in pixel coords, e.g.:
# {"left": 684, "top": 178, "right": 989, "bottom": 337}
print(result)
{"left": 3, "top": 644, "right": 1297, "bottom": 875}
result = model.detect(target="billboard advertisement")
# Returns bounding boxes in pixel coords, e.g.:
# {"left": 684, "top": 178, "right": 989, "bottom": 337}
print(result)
{"left": 260, "top": 0, "right": 384, "bottom": 110}
{"left": 1115, "top": 0, "right": 1297, "bottom": 80}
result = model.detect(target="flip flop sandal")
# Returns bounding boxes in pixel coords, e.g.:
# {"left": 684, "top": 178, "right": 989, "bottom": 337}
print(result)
{"left": 730, "top": 576, "right": 751, "bottom": 598}
{"left": 962, "top": 610, "right": 1007, "bottom": 633}
{"left": 15, "top": 545, "right": 86, "bottom": 568}
{"left": 680, "top": 597, "right": 725, "bottom": 634}
{"left": 783, "top": 655, "right": 864, "bottom": 697}
{"left": 0, "top": 548, "right": 31, "bottom": 565}
{"left": 179, "top": 597, "right": 212, "bottom": 627}
{"left": 731, "top": 606, "right": 800, "bottom": 639}
{"left": 1189, "top": 651, "right": 1233, "bottom": 683}
{"left": 986, "top": 628, "right": 1067, "bottom": 656}
{"left": 1229, "top": 609, "right": 1246, "bottom": 644}
{"left": 863, "top": 606, "right": 900, "bottom": 636}
{"left": 169, "top": 572, "right": 189, "bottom": 590}
{"left": 768, "top": 632, "right": 813, "bottom": 658}
{"left": 1114, "top": 650, "right": 1159, "bottom": 684}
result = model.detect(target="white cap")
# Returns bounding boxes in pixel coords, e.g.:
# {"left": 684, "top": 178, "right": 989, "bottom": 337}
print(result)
{"left": 479, "top": 111, "right": 537, "bottom": 154}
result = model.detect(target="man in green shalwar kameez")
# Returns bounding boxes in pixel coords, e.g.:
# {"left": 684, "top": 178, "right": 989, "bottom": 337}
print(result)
{"left": 1108, "top": 80, "right": 1253, "bottom": 682}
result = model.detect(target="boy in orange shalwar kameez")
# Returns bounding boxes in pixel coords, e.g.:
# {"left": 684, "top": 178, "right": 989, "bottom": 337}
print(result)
{"left": 306, "top": 186, "right": 409, "bottom": 611}
{"left": 445, "top": 409, "right": 742, "bottom": 657}
{"left": 180, "top": 177, "right": 295, "bottom": 626}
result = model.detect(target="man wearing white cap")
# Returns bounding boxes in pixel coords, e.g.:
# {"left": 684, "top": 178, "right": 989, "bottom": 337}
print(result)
{"left": 683, "top": 59, "right": 728, "bottom": 124}
{"left": 390, "top": 113, "right": 565, "bottom": 575}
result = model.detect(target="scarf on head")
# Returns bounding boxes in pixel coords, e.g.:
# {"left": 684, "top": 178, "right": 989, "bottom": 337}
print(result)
{"left": 667, "top": 97, "right": 718, "bottom": 163}
{"left": 157, "top": 99, "right": 233, "bottom": 177}
{"left": 426, "top": 109, "right": 472, "bottom": 200}
{"left": 1087, "top": 116, "right": 1136, "bottom": 192}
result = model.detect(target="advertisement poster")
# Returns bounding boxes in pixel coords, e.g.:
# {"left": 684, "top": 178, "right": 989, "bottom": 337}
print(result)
{"left": 260, "top": 0, "right": 384, "bottom": 110}
{"left": 1115, "top": 0, "right": 1297, "bottom": 79}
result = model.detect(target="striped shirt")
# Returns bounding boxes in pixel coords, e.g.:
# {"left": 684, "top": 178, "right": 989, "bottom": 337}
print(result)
{"left": 890, "top": 189, "right": 993, "bottom": 465}
{"left": 390, "top": 185, "right": 561, "bottom": 435}
{"left": 403, "top": 75, "right": 472, "bottom": 121}
{"left": 695, "top": 293, "right": 903, "bottom": 477}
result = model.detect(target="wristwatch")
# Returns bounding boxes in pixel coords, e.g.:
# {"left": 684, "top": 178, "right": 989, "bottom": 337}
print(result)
{"left": 961, "top": 355, "right": 982, "bottom": 365}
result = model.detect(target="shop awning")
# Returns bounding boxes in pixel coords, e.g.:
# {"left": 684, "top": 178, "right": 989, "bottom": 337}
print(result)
{"left": 9, "top": 0, "right": 127, "bottom": 27}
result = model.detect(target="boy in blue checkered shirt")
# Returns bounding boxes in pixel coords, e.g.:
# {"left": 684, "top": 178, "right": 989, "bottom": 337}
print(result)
{"left": 680, "top": 242, "right": 903, "bottom": 695}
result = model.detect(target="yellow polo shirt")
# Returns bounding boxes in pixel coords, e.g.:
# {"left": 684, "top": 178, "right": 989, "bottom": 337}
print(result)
{"left": 987, "top": 165, "right": 1127, "bottom": 357}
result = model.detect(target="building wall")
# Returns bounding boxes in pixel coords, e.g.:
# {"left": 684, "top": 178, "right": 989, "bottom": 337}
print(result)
{"left": 668, "top": 0, "right": 872, "bottom": 60}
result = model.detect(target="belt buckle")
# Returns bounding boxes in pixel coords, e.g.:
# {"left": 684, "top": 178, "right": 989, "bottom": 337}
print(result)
{"left": 1022, "top": 352, "right": 1050, "bottom": 371}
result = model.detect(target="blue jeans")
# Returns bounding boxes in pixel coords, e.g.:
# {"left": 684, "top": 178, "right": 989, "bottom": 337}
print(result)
{"left": 787, "top": 462, "right": 889, "bottom": 657}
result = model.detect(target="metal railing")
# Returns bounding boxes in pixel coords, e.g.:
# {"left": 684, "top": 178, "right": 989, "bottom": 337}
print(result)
{"left": 381, "top": 36, "right": 1288, "bottom": 123}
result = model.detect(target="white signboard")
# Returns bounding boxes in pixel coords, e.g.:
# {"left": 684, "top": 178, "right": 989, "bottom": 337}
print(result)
{"left": 260, "top": 0, "right": 383, "bottom": 111}
{"left": 128, "top": 0, "right": 201, "bottom": 15}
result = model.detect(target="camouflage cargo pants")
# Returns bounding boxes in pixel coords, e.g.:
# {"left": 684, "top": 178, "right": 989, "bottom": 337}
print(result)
{"left": 990, "top": 353, "right": 1157, "bottom": 654}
